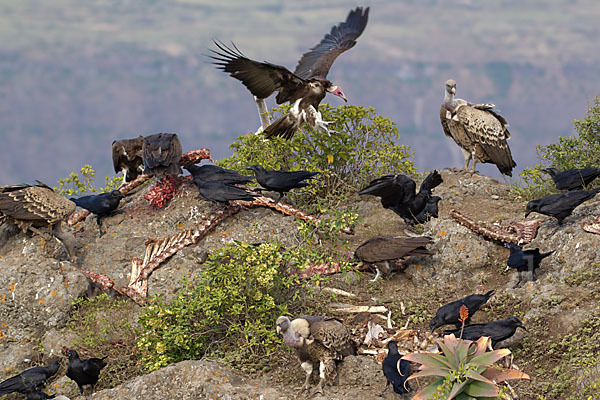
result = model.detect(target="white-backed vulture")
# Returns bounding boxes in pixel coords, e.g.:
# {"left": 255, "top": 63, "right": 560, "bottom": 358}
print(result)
{"left": 441, "top": 79, "right": 516, "bottom": 176}
{"left": 0, "top": 182, "right": 76, "bottom": 260}
{"left": 276, "top": 315, "right": 356, "bottom": 395}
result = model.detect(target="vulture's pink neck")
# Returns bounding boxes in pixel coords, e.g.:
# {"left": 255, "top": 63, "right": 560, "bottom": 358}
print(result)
{"left": 282, "top": 330, "right": 303, "bottom": 348}
{"left": 444, "top": 90, "right": 456, "bottom": 112}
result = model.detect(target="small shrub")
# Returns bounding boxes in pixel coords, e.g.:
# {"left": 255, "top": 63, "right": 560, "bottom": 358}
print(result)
{"left": 54, "top": 165, "right": 122, "bottom": 196}
{"left": 219, "top": 104, "right": 415, "bottom": 211}
{"left": 137, "top": 242, "right": 301, "bottom": 372}
{"left": 66, "top": 293, "right": 142, "bottom": 389}
{"left": 512, "top": 97, "right": 600, "bottom": 200}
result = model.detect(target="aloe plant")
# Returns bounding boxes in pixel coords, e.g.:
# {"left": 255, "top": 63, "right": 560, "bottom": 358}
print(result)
{"left": 401, "top": 334, "right": 530, "bottom": 400}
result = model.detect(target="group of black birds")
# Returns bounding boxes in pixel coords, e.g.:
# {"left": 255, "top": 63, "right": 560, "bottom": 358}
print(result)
{"left": 1, "top": 4, "right": 600, "bottom": 399}
{"left": 0, "top": 350, "right": 106, "bottom": 400}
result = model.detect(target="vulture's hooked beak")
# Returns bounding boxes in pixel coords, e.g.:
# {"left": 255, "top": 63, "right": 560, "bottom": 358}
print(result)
{"left": 329, "top": 86, "right": 347, "bottom": 102}
{"left": 450, "top": 87, "right": 456, "bottom": 95}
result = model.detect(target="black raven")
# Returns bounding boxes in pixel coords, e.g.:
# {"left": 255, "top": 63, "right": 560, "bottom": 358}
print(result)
{"left": 507, "top": 244, "right": 554, "bottom": 287}
{"left": 70, "top": 190, "right": 125, "bottom": 236}
{"left": 25, "top": 390, "right": 56, "bottom": 399}
{"left": 444, "top": 316, "right": 526, "bottom": 347}
{"left": 429, "top": 290, "right": 495, "bottom": 332}
{"left": 413, "top": 195, "right": 441, "bottom": 224}
{"left": 543, "top": 167, "right": 600, "bottom": 191}
{"left": 525, "top": 188, "right": 600, "bottom": 224}
{"left": 0, "top": 361, "right": 59, "bottom": 396}
{"left": 184, "top": 164, "right": 253, "bottom": 185}
{"left": 358, "top": 170, "right": 443, "bottom": 225}
{"left": 66, "top": 350, "right": 107, "bottom": 397}
{"left": 381, "top": 341, "right": 411, "bottom": 396}
{"left": 246, "top": 165, "right": 319, "bottom": 203}
{"left": 190, "top": 179, "right": 258, "bottom": 204}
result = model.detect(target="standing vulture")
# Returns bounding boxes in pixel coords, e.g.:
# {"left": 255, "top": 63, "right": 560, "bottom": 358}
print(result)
{"left": 142, "top": 133, "right": 182, "bottom": 176}
{"left": 276, "top": 315, "right": 356, "bottom": 395}
{"left": 441, "top": 79, "right": 516, "bottom": 176}
{"left": 112, "top": 136, "right": 144, "bottom": 184}
{"left": 354, "top": 235, "right": 432, "bottom": 281}
{"left": 0, "top": 182, "right": 76, "bottom": 261}
{"left": 210, "top": 7, "right": 369, "bottom": 139}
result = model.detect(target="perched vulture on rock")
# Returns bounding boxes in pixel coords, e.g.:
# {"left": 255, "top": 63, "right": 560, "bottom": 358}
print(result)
{"left": 358, "top": 170, "right": 443, "bottom": 225}
{"left": 354, "top": 235, "right": 432, "bottom": 281}
{"left": 142, "top": 133, "right": 182, "bottom": 176}
{"left": 276, "top": 315, "right": 356, "bottom": 395}
{"left": 210, "top": 7, "right": 369, "bottom": 139}
{"left": 0, "top": 182, "right": 76, "bottom": 261}
{"left": 112, "top": 136, "right": 144, "bottom": 184}
{"left": 441, "top": 79, "right": 516, "bottom": 176}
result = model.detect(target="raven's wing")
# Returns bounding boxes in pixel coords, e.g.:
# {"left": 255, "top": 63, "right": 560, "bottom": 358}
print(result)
{"left": 294, "top": 7, "right": 369, "bottom": 79}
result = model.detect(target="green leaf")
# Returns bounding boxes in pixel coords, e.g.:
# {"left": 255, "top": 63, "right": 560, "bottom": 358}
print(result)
{"left": 447, "top": 380, "right": 468, "bottom": 399}
{"left": 402, "top": 353, "right": 454, "bottom": 370}
{"left": 410, "top": 379, "right": 445, "bottom": 400}
{"left": 470, "top": 348, "right": 510, "bottom": 366}
{"left": 462, "top": 380, "right": 499, "bottom": 398}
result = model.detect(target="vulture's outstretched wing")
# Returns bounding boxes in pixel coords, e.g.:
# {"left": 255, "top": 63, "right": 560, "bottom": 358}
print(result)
{"left": 455, "top": 105, "right": 516, "bottom": 176}
{"left": 210, "top": 41, "right": 306, "bottom": 103}
{"left": 355, "top": 236, "right": 432, "bottom": 263}
{"left": 294, "top": 7, "right": 370, "bottom": 79}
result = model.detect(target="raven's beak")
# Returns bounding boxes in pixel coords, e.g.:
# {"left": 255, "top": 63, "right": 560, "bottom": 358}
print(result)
{"left": 525, "top": 210, "right": 531, "bottom": 218}
{"left": 520, "top": 323, "right": 527, "bottom": 331}
{"left": 276, "top": 326, "right": 281, "bottom": 334}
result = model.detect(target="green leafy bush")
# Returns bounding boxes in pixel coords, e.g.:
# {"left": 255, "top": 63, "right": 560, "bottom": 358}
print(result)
{"left": 54, "top": 164, "right": 122, "bottom": 196}
{"left": 137, "top": 208, "right": 358, "bottom": 372}
{"left": 137, "top": 241, "right": 300, "bottom": 372}
{"left": 219, "top": 104, "right": 415, "bottom": 211}
{"left": 66, "top": 293, "right": 142, "bottom": 389}
{"left": 513, "top": 97, "right": 600, "bottom": 199}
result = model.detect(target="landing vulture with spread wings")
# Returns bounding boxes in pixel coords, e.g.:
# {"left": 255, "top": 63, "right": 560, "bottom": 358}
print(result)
{"left": 441, "top": 79, "right": 516, "bottom": 176}
{"left": 210, "top": 7, "right": 369, "bottom": 139}
{"left": 0, "top": 182, "right": 76, "bottom": 260}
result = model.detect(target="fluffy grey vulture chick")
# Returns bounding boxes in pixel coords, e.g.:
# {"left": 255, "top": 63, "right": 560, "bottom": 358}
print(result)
{"left": 354, "top": 235, "right": 432, "bottom": 281}
{"left": 276, "top": 315, "right": 356, "bottom": 395}
{"left": 142, "top": 133, "right": 182, "bottom": 176}
{"left": 0, "top": 182, "right": 76, "bottom": 261}
{"left": 112, "top": 136, "right": 144, "bottom": 184}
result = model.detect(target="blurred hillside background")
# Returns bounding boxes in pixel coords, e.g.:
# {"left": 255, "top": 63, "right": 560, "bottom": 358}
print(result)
{"left": 1, "top": 0, "right": 599, "bottom": 185}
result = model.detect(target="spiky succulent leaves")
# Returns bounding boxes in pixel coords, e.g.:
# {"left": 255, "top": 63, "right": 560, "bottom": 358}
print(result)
{"left": 402, "top": 335, "right": 530, "bottom": 400}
